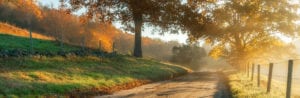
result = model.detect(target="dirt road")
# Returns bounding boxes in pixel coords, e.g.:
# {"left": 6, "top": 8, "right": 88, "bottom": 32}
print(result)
{"left": 95, "top": 72, "right": 231, "bottom": 98}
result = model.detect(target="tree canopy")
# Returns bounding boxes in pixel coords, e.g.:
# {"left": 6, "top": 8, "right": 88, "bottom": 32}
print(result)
{"left": 68, "top": 0, "right": 210, "bottom": 57}
{"left": 188, "top": 0, "right": 300, "bottom": 69}
{"left": 66, "top": 0, "right": 300, "bottom": 69}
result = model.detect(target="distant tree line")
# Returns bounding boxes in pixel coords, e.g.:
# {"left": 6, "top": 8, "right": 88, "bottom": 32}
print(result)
{"left": 170, "top": 45, "right": 207, "bottom": 70}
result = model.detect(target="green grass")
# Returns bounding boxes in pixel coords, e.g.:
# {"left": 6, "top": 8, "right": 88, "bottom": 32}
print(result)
{"left": 0, "top": 34, "right": 190, "bottom": 97}
{"left": 0, "top": 34, "right": 80, "bottom": 53}
{"left": 0, "top": 55, "right": 189, "bottom": 97}
{"left": 228, "top": 73, "right": 285, "bottom": 98}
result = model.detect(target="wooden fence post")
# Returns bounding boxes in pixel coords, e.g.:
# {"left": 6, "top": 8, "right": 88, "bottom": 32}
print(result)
{"left": 286, "top": 60, "right": 293, "bottom": 98}
{"left": 247, "top": 63, "right": 250, "bottom": 77}
{"left": 81, "top": 37, "right": 85, "bottom": 51}
{"left": 98, "top": 40, "right": 101, "bottom": 50}
{"left": 257, "top": 64, "right": 260, "bottom": 87}
{"left": 112, "top": 42, "right": 115, "bottom": 52}
{"left": 267, "top": 63, "right": 273, "bottom": 93}
{"left": 59, "top": 31, "right": 64, "bottom": 52}
{"left": 29, "top": 30, "right": 33, "bottom": 54}
{"left": 251, "top": 64, "right": 255, "bottom": 81}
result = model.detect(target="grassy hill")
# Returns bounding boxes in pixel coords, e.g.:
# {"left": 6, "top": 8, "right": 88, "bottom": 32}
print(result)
{"left": 0, "top": 34, "right": 80, "bottom": 54}
{"left": 0, "top": 33, "right": 190, "bottom": 97}
{"left": 0, "top": 22, "right": 82, "bottom": 56}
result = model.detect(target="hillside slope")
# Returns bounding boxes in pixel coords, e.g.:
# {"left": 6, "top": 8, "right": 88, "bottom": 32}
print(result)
{"left": 0, "top": 34, "right": 79, "bottom": 52}
{"left": 0, "top": 55, "right": 190, "bottom": 97}
{"left": 0, "top": 33, "right": 190, "bottom": 97}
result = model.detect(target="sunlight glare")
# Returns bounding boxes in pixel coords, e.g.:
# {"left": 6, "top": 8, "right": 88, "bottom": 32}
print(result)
{"left": 274, "top": 33, "right": 293, "bottom": 43}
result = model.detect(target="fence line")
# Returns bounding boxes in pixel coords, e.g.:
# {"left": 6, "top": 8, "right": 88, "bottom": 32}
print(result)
{"left": 249, "top": 58, "right": 300, "bottom": 98}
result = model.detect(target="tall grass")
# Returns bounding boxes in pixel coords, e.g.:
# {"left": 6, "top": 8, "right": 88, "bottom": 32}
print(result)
{"left": 228, "top": 73, "right": 285, "bottom": 98}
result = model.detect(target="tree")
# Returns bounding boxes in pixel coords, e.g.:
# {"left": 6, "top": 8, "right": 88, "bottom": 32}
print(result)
{"left": 113, "top": 32, "right": 182, "bottom": 61}
{"left": 0, "top": 0, "right": 42, "bottom": 31}
{"left": 41, "top": 8, "right": 81, "bottom": 51}
{"left": 188, "top": 0, "right": 299, "bottom": 69}
{"left": 68, "top": 0, "right": 208, "bottom": 57}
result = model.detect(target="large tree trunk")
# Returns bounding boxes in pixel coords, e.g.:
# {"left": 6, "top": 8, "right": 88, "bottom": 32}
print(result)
{"left": 133, "top": 12, "right": 143, "bottom": 57}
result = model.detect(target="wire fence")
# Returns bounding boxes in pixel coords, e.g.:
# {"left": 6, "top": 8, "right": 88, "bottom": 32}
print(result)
{"left": 248, "top": 59, "right": 300, "bottom": 98}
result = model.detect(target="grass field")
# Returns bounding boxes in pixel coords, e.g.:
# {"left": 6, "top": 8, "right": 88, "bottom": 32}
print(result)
{"left": 0, "top": 34, "right": 80, "bottom": 53}
{"left": 0, "top": 34, "right": 190, "bottom": 97}
{"left": 228, "top": 73, "right": 286, "bottom": 98}
{"left": 0, "top": 55, "right": 189, "bottom": 97}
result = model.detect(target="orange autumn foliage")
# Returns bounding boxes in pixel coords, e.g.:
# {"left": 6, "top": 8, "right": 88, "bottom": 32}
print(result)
{"left": 0, "top": 22, "right": 53, "bottom": 40}
{"left": 87, "top": 25, "right": 119, "bottom": 52}
{"left": 16, "top": 0, "right": 43, "bottom": 19}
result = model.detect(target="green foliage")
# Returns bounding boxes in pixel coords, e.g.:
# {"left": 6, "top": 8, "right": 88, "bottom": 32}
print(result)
{"left": 170, "top": 45, "right": 207, "bottom": 70}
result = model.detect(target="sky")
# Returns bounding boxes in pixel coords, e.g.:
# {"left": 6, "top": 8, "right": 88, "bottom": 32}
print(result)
{"left": 38, "top": 0, "right": 188, "bottom": 44}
